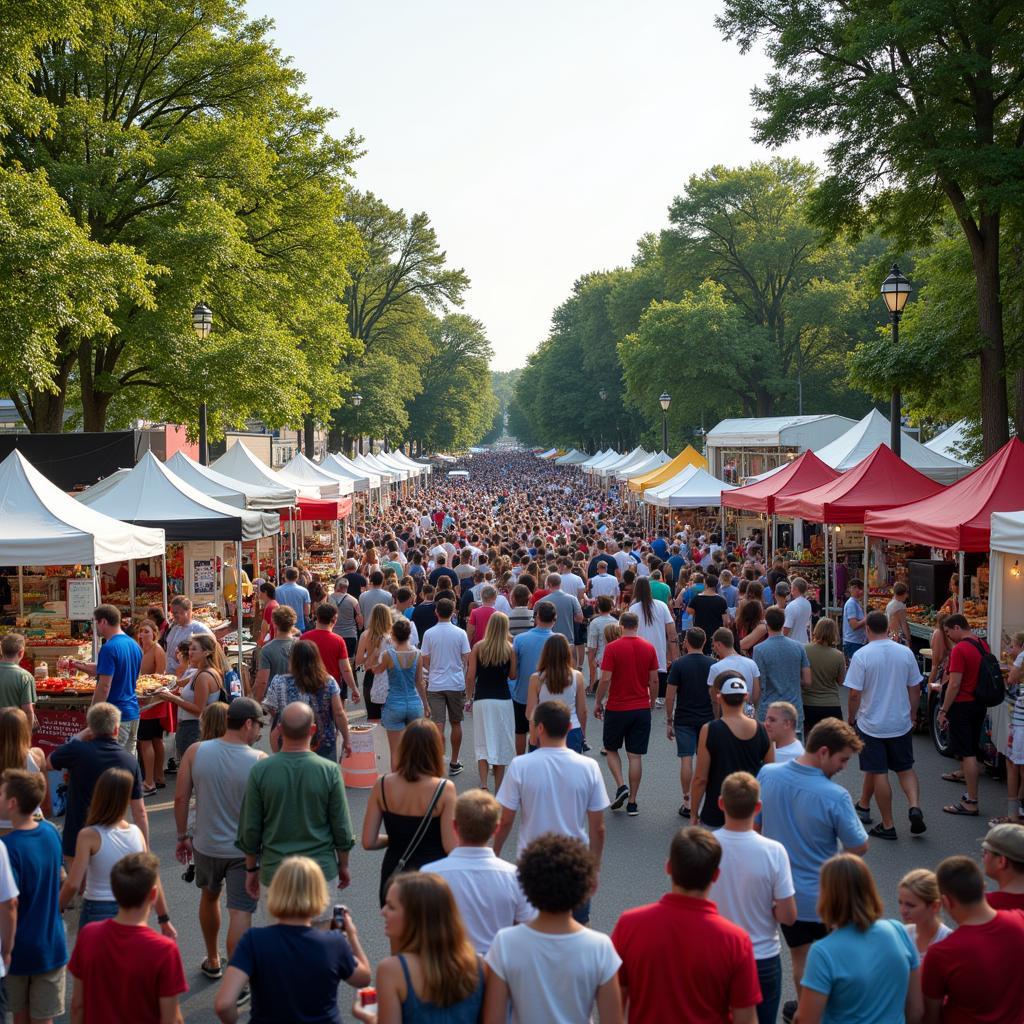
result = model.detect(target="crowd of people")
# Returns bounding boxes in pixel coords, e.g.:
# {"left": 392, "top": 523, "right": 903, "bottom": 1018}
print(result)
{"left": 0, "top": 448, "right": 1021, "bottom": 1023}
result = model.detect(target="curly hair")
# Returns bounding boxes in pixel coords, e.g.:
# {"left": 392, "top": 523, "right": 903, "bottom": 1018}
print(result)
{"left": 516, "top": 833, "right": 596, "bottom": 914}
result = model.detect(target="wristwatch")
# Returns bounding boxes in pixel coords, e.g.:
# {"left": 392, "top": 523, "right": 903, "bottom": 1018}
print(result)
{"left": 157, "top": 914, "right": 170, "bottom": 924}
{"left": 245, "top": 865, "right": 261, "bottom": 873}
{"left": 176, "top": 833, "right": 190, "bottom": 842}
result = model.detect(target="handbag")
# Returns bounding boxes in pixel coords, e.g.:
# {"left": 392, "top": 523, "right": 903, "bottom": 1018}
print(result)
{"left": 388, "top": 778, "right": 447, "bottom": 886}
{"left": 369, "top": 643, "right": 390, "bottom": 703}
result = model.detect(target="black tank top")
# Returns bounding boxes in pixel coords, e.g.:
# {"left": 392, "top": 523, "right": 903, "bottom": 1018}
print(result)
{"left": 700, "top": 718, "right": 770, "bottom": 828}
{"left": 474, "top": 659, "right": 512, "bottom": 701}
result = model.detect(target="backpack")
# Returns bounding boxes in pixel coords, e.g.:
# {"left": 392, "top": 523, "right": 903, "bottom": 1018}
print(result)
{"left": 965, "top": 637, "right": 1005, "bottom": 708}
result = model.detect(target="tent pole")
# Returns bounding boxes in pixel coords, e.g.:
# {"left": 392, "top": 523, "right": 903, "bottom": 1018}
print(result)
{"left": 823, "top": 526, "right": 830, "bottom": 615}
{"left": 161, "top": 553, "right": 168, "bottom": 618}
{"left": 91, "top": 565, "right": 99, "bottom": 660}
{"left": 274, "top": 531, "right": 281, "bottom": 583}
{"left": 129, "top": 560, "right": 136, "bottom": 622}
{"left": 958, "top": 551, "right": 965, "bottom": 610}
{"left": 17, "top": 564, "right": 23, "bottom": 618}
{"left": 771, "top": 514, "right": 777, "bottom": 561}
{"left": 236, "top": 540, "right": 243, "bottom": 680}
{"left": 863, "top": 533, "right": 870, "bottom": 587}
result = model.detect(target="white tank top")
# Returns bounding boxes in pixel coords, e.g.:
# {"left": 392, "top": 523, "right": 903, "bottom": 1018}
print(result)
{"left": 84, "top": 823, "right": 146, "bottom": 900}
{"left": 538, "top": 672, "right": 581, "bottom": 730}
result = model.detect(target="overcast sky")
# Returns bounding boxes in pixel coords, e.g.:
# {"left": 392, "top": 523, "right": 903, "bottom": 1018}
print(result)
{"left": 246, "top": 0, "right": 826, "bottom": 370}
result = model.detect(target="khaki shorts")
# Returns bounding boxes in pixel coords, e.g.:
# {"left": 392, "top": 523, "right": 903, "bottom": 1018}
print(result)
{"left": 428, "top": 690, "right": 466, "bottom": 725}
{"left": 193, "top": 850, "right": 258, "bottom": 913}
{"left": 7, "top": 966, "right": 66, "bottom": 1019}
{"left": 117, "top": 718, "right": 140, "bottom": 758}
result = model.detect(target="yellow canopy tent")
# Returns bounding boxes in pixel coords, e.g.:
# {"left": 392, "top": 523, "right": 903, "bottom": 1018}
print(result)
{"left": 627, "top": 445, "right": 708, "bottom": 493}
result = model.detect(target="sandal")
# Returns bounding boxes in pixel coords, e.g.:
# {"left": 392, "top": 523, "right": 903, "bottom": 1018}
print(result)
{"left": 200, "top": 959, "right": 223, "bottom": 980}
{"left": 988, "top": 815, "right": 1024, "bottom": 826}
{"left": 142, "top": 785, "right": 157, "bottom": 797}
{"left": 941, "top": 771, "right": 966, "bottom": 783}
{"left": 943, "top": 800, "right": 979, "bottom": 816}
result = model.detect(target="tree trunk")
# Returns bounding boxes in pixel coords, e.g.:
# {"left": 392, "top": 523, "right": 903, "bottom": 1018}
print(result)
{"left": 972, "top": 215, "right": 1010, "bottom": 457}
{"left": 303, "top": 415, "right": 315, "bottom": 459}
{"left": 23, "top": 388, "right": 67, "bottom": 432}
{"left": 328, "top": 418, "right": 343, "bottom": 453}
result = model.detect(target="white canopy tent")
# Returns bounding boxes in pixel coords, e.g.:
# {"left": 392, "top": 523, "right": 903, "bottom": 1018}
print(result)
{"left": 0, "top": 450, "right": 167, "bottom": 653}
{"left": 388, "top": 450, "right": 432, "bottom": 475}
{"left": 351, "top": 454, "right": 396, "bottom": 486}
{"left": 579, "top": 449, "right": 615, "bottom": 471}
{"left": 812, "top": 409, "right": 969, "bottom": 483}
{"left": 555, "top": 448, "right": 590, "bottom": 465}
{"left": 536, "top": 448, "right": 559, "bottom": 459}
{"left": 211, "top": 443, "right": 307, "bottom": 501}
{"left": 616, "top": 451, "right": 669, "bottom": 482}
{"left": 925, "top": 420, "right": 971, "bottom": 462}
{"left": 166, "top": 452, "right": 287, "bottom": 511}
{"left": 319, "top": 454, "right": 378, "bottom": 492}
{"left": 361, "top": 453, "right": 408, "bottom": 482}
{"left": 584, "top": 449, "right": 627, "bottom": 474}
{"left": 376, "top": 451, "right": 416, "bottom": 483}
{"left": 643, "top": 464, "right": 737, "bottom": 508}
{"left": 597, "top": 447, "right": 649, "bottom": 482}
{"left": 277, "top": 453, "right": 353, "bottom": 499}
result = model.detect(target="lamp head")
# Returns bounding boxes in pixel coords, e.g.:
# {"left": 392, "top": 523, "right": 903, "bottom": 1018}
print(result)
{"left": 192, "top": 302, "right": 213, "bottom": 339}
{"left": 880, "top": 264, "right": 912, "bottom": 317}
{"left": 353, "top": 393, "right": 363, "bottom": 408}
{"left": 659, "top": 392, "right": 671, "bottom": 412}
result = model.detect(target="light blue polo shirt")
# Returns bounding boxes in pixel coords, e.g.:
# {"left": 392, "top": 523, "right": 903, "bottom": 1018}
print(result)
{"left": 842, "top": 596, "right": 867, "bottom": 644}
{"left": 757, "top": 760, "right": 867, "bottom": 921}
{"left": 510, "top": 627, "right": 553, "bottom": 705}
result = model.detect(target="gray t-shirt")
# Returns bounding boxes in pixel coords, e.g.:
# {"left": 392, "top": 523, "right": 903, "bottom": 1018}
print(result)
{"left": 191, "top": 738, "right": 264, "bottom": 858}
{"left": 753, "top": 635, "right": 810, "bottom": 723}
{"left": 358, "top": 587, "right": 393, "bottom": 623}
{"left": 329, "top": 593, "right": 360, "bottom": 639}
{"left": 165, "top": 620, "right": 214, "bottom": 673}
{"left": 259, "top": 638, "right": 294, "bottom": 681}
{"left": 540, "top": 590, "right": 582, "bottom": 643}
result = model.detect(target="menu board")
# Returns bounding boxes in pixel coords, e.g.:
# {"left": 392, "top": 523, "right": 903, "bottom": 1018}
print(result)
{"left": 66, "top": 578, "right": 96, "bottom": 621}
{"left": 192, "top": 558, "right": 215, "bottom": 597}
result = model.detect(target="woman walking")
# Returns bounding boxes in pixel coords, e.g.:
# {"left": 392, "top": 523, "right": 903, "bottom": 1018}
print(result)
{"left": 897, "top": 869, "right": 951, "bottom": 957}
{"left": 466, "top": 612, "right": 517, "bottom": 789}
{"left": 526, "top": 634, "right": 587, "bottom": 754}
{"left": 153, "top": 633, "right": 224, "bottom": 760}
{"left": 0, "top": 707, "right": 49, "bottom": 831}
{"left": 361, "top": 720, "right": 456, "bottom": 907}
{"left": 355, "top": 603, "right": 393, "bottom": 722}
{"left": 135, "top": 619, "right": 169, "bottom": 795}
{"left": 376, "top": 618, "right": 429, "bottom": 768}
{"left": 802, "top": 617, "right": 846, "bottom": 734}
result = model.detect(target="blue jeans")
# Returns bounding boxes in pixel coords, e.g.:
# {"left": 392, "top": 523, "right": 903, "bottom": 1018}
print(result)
{"left": 79, "top": 898, "right": 119, "bottom": 929}
{"left": 530, "top": 727, "right": 583, "bottom": 755}
{"left": 756, "top": 954, "right": 781, "bottom": 1024}
{"left": 572, "top": 898, "right": 591, "bottom": 925}
{"left": 843, "top": 641, "right": 865, "bottom": 661}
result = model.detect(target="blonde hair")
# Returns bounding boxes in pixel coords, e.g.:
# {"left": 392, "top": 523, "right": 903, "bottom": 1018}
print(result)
{"left": 389, "top": 873, "right": 479, "bottom": 1006}
{"left": 200, "top": 701, "right": 228, "bottom": 740}
{"left": 267, "top": 855, "right": 329, "bottom": 920}
{"left": 367, "top": 603, "right": 393, "bottom": 652}
{"left": 813, "top": 616, "right": 838, "bottom": 646}
{"left": 818, "top": 854, "right": 884, "bottom": 931}
{"left": 477, "top": 612, "right": 512, "bottom": 668}
{"left": 1012, "top": 630, "right": 1024, "bottom": 648}
{"left": 899, "top": 868, "right": 940, "bottom": 906}
{"left": 603, "top": 622, "right": 622, "bottom": 645}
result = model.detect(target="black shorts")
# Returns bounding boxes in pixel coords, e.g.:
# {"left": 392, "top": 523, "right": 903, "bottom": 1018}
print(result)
{"left": 137, "top": 717, "right": 165, "bottom": 742}
{"left": 573, "top": 622, "right": 587, "bottom": 646}
{"left": 856, "top": 726, "right": 915, "bottom": 774}
{"left": 602, "top": 708, "right": 652, "bottom": 755}
{"left": 780, "top": 919, "right": 828, "bottom": 949}
{"left": 947, "top": 701, "right": 987, "bottom": 759}
{"left": 513, "top": 699, "right": 530, "bottom": 735}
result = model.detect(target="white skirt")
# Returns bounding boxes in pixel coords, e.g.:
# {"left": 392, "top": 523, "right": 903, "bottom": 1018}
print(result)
{"left": 473, "top": 699, "right": 516, "bottom": 766}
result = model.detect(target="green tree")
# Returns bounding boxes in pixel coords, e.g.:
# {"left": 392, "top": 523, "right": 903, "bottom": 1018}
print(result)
{"left": 718, "top": 0, "right": 1024, "bottom": 454}
{"left": 481, "top": 368, "right": 521, "bottom": 444}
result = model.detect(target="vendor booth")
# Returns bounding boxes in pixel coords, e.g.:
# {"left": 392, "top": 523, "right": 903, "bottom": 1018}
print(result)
{"left": 579, "top": 449, "right": 616, "bottom": 471}
{"left": 643, "top": 464, "right": 736, "bottom": 537}
{"left": 987, "top": 510, "right": 1024, "bottom": 763}
{"left": 0, "top": 450, "right": 166, "bottom": 752}
{"left": 615, "top": 451, "right": 669, "bottom": 483}
{"left": 536, "top": 448, "right": 559, "bottom": 459}
{"left": 596, "top": 448, "right": 649, "bottom": 485}
{"left": 583, "top": 450, "right": 627, "bottom": 475}
{"left": 627, "top": 446, "right": 708, "bottom": 495}
{"left": 166, "top": 452, "right": 286, "bottom": 510}
{"left": 555, "top": 449, "right": 591, "bottom": 466}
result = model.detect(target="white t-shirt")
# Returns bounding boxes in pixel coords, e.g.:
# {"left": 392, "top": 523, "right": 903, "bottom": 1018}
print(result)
{"left": 420, "top": 621, "right": 471, "bottom": 692}
{"left": 783, "top": 595, "right": 813, "bottom": 644}
{"left": 844, "top": 638, "right": 922, "bottom": 738}
{"left": 588, "top": 573, "right": 619, "bottom": 599}
{"left": 560, "top": 573, "right": 586, "bottom": 601}
{"left": 0, "top": 842, "right": 17, "bottom": 978}
{"left": 707, "top": 654, "right": 760, "bottom": 693}
{"left": 486, "top": 924, "right": 621, "bottom": 1024}
{"left": 710, "top": 828, "right": 795, "bottom": 959}
{"left": 774, "top": 739, "right": 805, "bottom": 763}
{"left": 629, "top": 600, "right": 675, "bottom": 672}
{"left": 496, "top": 746, "right": 609, "bottom": 855}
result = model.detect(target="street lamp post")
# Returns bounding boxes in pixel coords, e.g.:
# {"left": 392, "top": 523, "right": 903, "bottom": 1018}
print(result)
{"left": 879, "top": 264, "right": 912, "bottom": 457}
{"left": 192, "top": 302, "right": 213, "bottom": 465}
{"left": 598, "top": 389, "right": 606, "bottom": 448}
{"left": 659, "top": 392, "right": 671, "bottom": 453}
{"left": 352, "top": 393, "right": 363, "bottom": 455}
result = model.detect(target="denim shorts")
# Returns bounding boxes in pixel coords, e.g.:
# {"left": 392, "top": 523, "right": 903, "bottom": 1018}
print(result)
{"left": 79, "top": 898, "right": 119, "bottom": 929}
{"left": 381, "top": 695, "right": 424, "bottom": 732}
{"left": 674, "top": 725, "right": 699, "bottom": 758}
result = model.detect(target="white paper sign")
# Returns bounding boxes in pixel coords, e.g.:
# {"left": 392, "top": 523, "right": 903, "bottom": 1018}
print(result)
{"left": 192, "top": 558, "right": 215, "bottom": 597}
{"left": 66, "top": 578, "right": 96, "bottom": 621}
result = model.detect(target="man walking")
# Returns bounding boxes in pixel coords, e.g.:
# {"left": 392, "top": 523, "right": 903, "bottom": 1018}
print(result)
{"left": 595, "top": 612, "right": 659, "bottom": 817}
{"left": 164, "top": 596, "right": 214, "bottom": 674}
{"left": 510, "top": 601, "right": 555, "bottom": 755}
{"left": 842, "top": 578, "right": 867, "bottom": 661}
{"left": 420, "top": 597, "right": 470, "bottom": 775}
{"left": 665, "top": 627, "right": 715, "bottom": 818}
{"left": 587, "top": 560, "right": 620, "bottom": 600}
{"left": 175, "top": 698, "right": 267, "bottom": 983}
{"left": 275, "top": 566, "right": 312, "bottom": 632}
{"left": 752, "top": 607, "right": 809, "bottom": 730}
{"left": 253, "top": 605, "right": 296, "bottom": 702}
{"left": 782, "top": 578, "right": 813, "bottom": 644}
{"left": 236, "top": 703, "right": 355, "bottom": 911}
{"left": 757, "top": 719, "right": 868, "bottom": 1023}
{"left": 763, "top": 702, "right": 805, "bottom": 763}
{"left": 0, "top": 634, "right": 36, "bottom": 725}
{"left": 302, "top": 603, "right": 357, "bottom": 705}
{"left": 493, "top": 701, "right": 607, "bottom": 923}
{"left": 542, "top": 573, "right": 585, "bottom": 648}
{"left": 687, "top": 573, "right": 728, "bottom": 653}
{"left": 708, "top": 628, "right": 761, "bottom": 707}
{"left": 422, "top": 789, "right": 535, "bottom": 953}
{"left": 845, "top": 609, "right": 926, "bottom": 839}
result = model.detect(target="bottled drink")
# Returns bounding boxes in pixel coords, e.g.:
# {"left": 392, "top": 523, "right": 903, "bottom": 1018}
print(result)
{"left": 229, "top": 676, "right": 242, "bottom": 699}
{"left": 358, "top": 988, "right": 377, "bottom": 1020}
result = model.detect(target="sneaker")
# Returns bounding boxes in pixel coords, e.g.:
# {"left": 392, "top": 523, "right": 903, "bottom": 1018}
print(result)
{"left": 909, "top": 806, "right": 927, "bottom": 835}
{"left": 610, "top": 784, "right": 629, "bottom": 810}
{"left": 626, "top": 802, "right": 639, "bottom": 816}
{"left": 782, "top": 1000, "right": 798, "bottom": 1024}
{"left": 236, "top": 986, "right": 251, "bottom": 1008}
{"left": 854, "top": 802, "right": 872, "bottom": 824}
{"left": 581, "top": 739, "right": 592, "bottom": 753}
{"left": 868, "top": 823, "right": 898, "bottom": 841}
{"left": 448, "top": 762, "right": 464, "bottom": 776}
{"left": 165, "top": 758, "right": 178, "bottom": 775}
{"left": 654, "top": 698, "right": 665, "bottom": 708}
{"left": 678, "top": 804, "right": 691, "bottom": 818}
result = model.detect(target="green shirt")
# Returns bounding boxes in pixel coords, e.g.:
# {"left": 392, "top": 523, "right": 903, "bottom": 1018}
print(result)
{"left": 650, "top": 580, "right": 672, "bottom": 605}
{"left": 803, "top": 642, "right": 846, "bottom": 706}
{"left": 236, "top": 750, "right": 354, "bottom": 885}
{"left": 0, "top": 662, "right": 36, "bottom": 709}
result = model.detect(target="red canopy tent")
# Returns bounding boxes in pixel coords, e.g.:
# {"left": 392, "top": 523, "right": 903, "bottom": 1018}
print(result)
{"left": 290, "top": 498, "right": 353, "bottom": 521}
{"left": 774, "top": 444, "right": 944, "bottom": 524}
{"left": 723, "top": 451, "right": 840, "bottom": 515}
{"left": 864, "top": 438, "right": 1024, "bottom": 552}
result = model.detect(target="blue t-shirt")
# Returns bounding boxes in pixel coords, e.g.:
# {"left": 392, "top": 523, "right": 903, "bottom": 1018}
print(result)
{"left": 667, "top": 554, "right": 686, "bottom": 580}
{"left": 757, "top": 760, "right": 867, "bottom": 921}
{"left": 720, "top": 583, "right": 739, "bottom": 610}
{"left": 275, "top": 582, "right": 312, "bottom": 631}
{"left": 2, "top": 822, "right": 68, "bottom": 974}
{"left": 96, "top": 632, "right": 141, "bottom": 721}
{"left": 801, "top": 919, "right": 917, "bottom": 1023}
{"left": 231, "top": 924, "right": 356, "bottom": 1024}
{"left": 511, "top": 627, "right": 553, "bottom": 704}
{"left": 651, "top": 538, "right": 669, "bottom": 559}
{"left": 842, "top": 597, "right": 867, "bottom": 644}
{"left": 753, "top": 635, "right": 810, "bottom": 722}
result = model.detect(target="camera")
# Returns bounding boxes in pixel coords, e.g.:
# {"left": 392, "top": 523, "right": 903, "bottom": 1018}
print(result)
{"left": 332, "top": 904, "right": 348, "bottom": 931}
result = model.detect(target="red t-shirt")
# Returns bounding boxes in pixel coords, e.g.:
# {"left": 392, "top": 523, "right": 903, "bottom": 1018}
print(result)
{"left": 600, "top": 635, "right": 658, "bottom": 711}
{"left": 262, "top": 599, "right": 279, "bottom": 631}
{"left": 69, "top": 919, "right": 187, "bottom": 1024}
{"left": 948, "top": 637, "right": 990, "bottom": 703}
{"left": 921, "top": 909, "right": 1024, "bottom": 1022}
{"left": 469, "top": 605, "right": 496, "bottom": 639}
{"left": 528, "top": 588, "right": 551, "bottom": 609}
{"left": 987, "top": 890, "right": 1024, "bottom": 911}
{"left": 300, "top": 628, "right": 349, "bottom": 680}
{"left": 612, "top": 894, "right": 760, "bottom": 1023}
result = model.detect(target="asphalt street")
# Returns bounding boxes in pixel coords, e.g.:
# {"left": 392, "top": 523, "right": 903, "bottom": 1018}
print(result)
{"left": 53, "top": 688, "right": 1008, "bottom": 1023}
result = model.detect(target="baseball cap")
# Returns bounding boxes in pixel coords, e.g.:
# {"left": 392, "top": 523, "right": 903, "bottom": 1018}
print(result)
{"left": 226, "top": 697, "right": 268, "bottom": 728}
{"left": 719, "top": 676, "right": 749, "bottom": 696}
{"left": 981, "top": 822, "right": 1024, "bottom": 861}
